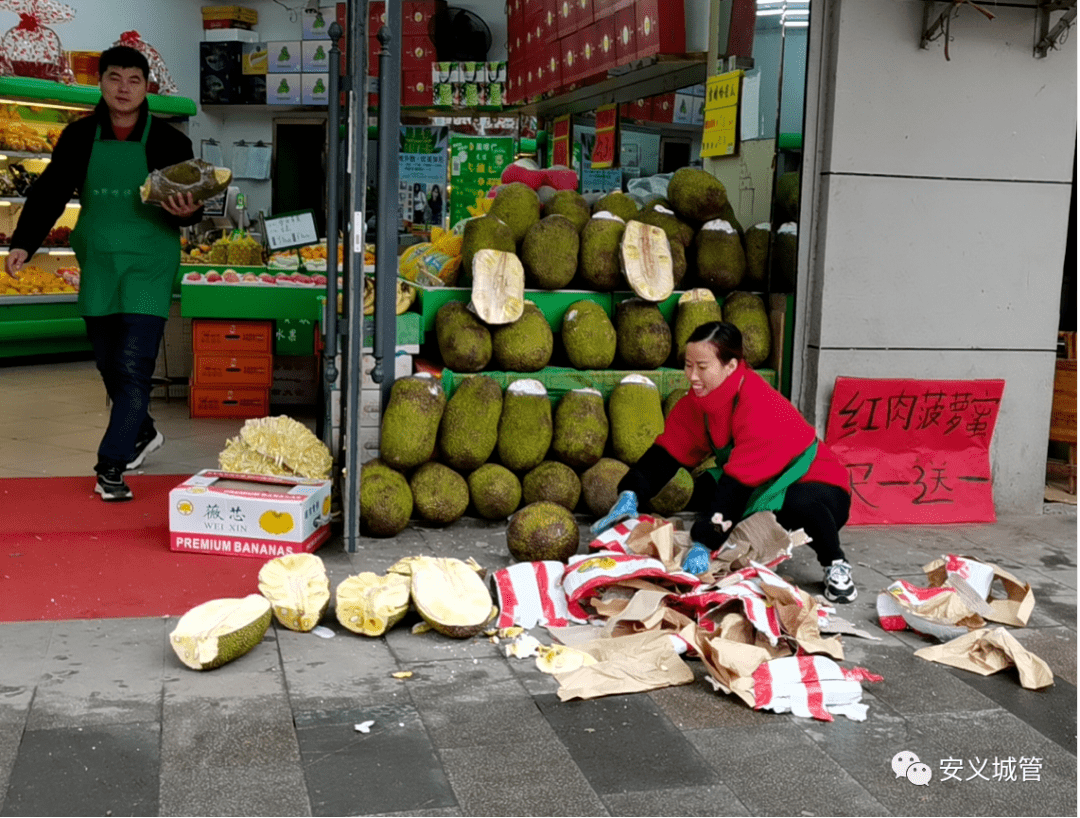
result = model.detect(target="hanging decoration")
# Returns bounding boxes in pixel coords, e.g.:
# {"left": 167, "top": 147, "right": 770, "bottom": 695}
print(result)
{"left": 0, "top": 0, "right": 76, "bottom": 83}
{"left": 112, "top": 30, "right": 178, "bottom": 95}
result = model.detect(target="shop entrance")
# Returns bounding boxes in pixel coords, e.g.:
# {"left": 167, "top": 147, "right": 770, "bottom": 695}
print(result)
{"left": 272, "top": 118, "right": 328, "bottom": 237}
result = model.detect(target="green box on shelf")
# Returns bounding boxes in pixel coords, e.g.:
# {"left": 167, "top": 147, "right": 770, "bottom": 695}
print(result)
{"left": 363, "top": 311, "right": 422, "bottom": 348}
{"left": 275, "top": 317, "right": 317, "bottom": 355}
{"left": 181, "top": 285, "right": 326, "bottom": 321}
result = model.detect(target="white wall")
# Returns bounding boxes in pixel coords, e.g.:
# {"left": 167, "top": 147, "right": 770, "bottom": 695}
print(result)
{"left": 798, "top": 0, "right": 1076, "bottom": 513}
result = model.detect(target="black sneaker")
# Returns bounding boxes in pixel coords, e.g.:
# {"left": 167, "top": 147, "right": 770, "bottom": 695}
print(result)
{"left": 127, "top": 430, "right": 164, "bottom": 470}
{"left": 95, "top": 468, "right": 133, "bottom": 502}
{"left": 823, "top": 559, "right": 857, "bottom": 603}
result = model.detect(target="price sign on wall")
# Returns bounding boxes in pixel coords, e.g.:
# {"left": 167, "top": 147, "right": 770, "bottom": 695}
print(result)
{"left": 262, "top": 209, "right": 319, "bottom": 250}
{"left": 552, "top": 115, "right": 572, "bottom": 168}
{"left": 591, "top": 104, "right": 618, "bottom": 169}
{"left": 701, "top": 70, "right": 742, "bottom": 158}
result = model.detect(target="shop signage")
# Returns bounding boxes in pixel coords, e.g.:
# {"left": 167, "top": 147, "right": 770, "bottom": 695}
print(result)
{"left": 551, "top": 115, "right": 572, "bottom": 168}
{"left": 262, "top": 209, "right": 319, "bottom": 251}
{"left": 448, "top": 134, "right": 515, "bottom": 227}
{"left": 591, "top": 103, "right": 618, "bottom": 169}
{"left": 825, "top": 377, "right": 1005, "bottom": 525}
{"left": 701, "top": 70, "right": 742, "bottom": 158}
{"left": 399, "top": 125, "right": 449, "bottom": 231}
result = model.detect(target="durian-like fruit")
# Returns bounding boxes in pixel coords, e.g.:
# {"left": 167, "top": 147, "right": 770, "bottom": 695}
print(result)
{"left": 141, "top": 158, "right": 232, "bottom": 204}
{"left": 257, "top": 553, "right": 331, "bottom": 632}
{"left": 169, "top": 594, "right": 272, "bottom": 670}
{"left": 335, "top": 572, "right": 411, "bottom": 636}
{"left": 410, "top": 556, "right": 496, "bottom": 638}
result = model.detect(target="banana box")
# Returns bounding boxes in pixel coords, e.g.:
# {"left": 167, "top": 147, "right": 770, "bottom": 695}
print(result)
{"left": 169, "top": 470, "right": 332, "bottom": 558}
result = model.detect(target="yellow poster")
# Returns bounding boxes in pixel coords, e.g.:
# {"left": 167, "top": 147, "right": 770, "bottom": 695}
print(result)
{"left": 701, "top": 71, "right": 742, "bottom": 158}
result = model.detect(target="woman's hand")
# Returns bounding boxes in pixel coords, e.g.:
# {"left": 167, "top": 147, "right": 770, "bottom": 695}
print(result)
{"left": 4, "top": 248, "right": 28, "bottom": 278}
{"left": 161, "top": 191, "right": 201, "bottom": 218}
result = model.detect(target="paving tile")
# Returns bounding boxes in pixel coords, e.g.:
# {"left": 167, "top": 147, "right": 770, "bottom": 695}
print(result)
{"left": 601, "top": 783, "right": 747, "bottom": 816}
{"left": 0, "top": 621, "right": 53, "bottom": 707}
{"left": 371, "top": 808, "right": 461, "bottom": 817}
{"left": 295, "top": 703, "right": 457, "bottom": 817}
{"left": 383, "top": 621, "right": 503, "bottom": 664}
{"left": 534, "top": 693, "right": 718, "bottom": 794}
{"left": 439, "top": 740, "right": 608, "bottom": 816}
{"left": 159, "top": 763, "right": 312, "bottom": 817}
{"left": 647, "top": 662, "right": 764, "bottom": 729}
{"left": 1008, "top": 626, "right": 1077, "bottom": 685}
{"left": 0, "top": 722, "right": 159, "bottom": 817}
{"left": 0, "top": 706, "right": 27, "bottom": 816}
{"left": 687, "top": 722, "right": 888, "bottom": 816}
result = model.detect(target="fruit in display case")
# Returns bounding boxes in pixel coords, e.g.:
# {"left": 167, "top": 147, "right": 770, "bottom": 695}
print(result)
{"left": 0, "top": 119, "right": 61, "bottom": 153}
{"left": 227, "top": 233, "right": 264, "bottom": 266}
{"left": 0, "top": 264, "right": 78, "bottom": 295}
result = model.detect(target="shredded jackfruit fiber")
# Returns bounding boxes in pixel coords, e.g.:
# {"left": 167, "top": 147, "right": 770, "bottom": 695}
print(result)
{"left": 217, "top": 415, "right": 333, "bottom": 479}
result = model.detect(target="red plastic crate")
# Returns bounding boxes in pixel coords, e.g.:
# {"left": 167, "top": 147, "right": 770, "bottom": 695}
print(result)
{"left": 192, "top": 320, "right": 272, "bottom": 353}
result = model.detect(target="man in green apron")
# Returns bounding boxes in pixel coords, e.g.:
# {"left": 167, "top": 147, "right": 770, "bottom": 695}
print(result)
{"left": 6, "top": 46, "right": 202, "bottom": 500}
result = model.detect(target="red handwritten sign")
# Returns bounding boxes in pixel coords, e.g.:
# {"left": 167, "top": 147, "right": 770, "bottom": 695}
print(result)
{"left": 824, "top": 377, "right": 1005, "bottom": 525}
{"left": 591, "top": 103, "right": 618, "bottom": 169}
{"left": 552, "top": 115, "right": 571, "bottom": 168}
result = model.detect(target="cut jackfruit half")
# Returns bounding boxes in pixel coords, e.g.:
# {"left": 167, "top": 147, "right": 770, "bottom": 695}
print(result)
{"left": 535, "top": 644, "right": 597, "bottom": 675}
{"left": 470, "top": 248, "right": 525, "bottom": 325}
{"left": 169, "top": 594, "right": 272, "bottom": 671}
{"left": 410, "top": 556, "right": 496, "bottom": 638}
{"left": 257, "top": 553, "right": 331, "bottom": 632}
{"left": 335, "top": 572, "right": 411, "bottom": 636}
{"left": 621, "top": 220, "right": 674, "bottom": 302}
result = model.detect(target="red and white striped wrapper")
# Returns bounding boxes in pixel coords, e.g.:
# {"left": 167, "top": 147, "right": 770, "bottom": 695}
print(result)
{"left": 562, "top": 552, "right": 701, "bottom": 621}
{"left": 492, "top": 561, "right": 582, "bottom": 629}
{"left": 586, "top": 515, "right": 659, "bottom": 553}
{"left": 752, "top": 654, "right": 883, "bottom": 722}
{"left": 876, "top": 580, "right": 972, "bottom": 641}
{"left": 938, "top": 553, "right": 996, "bottom": 598}
{"left": 679, "top": 562, "right": 805, "bottom": 643}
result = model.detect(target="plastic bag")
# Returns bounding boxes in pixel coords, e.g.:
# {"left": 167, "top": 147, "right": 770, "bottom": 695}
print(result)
{"left": 139, "top": 159, "right": 232, "bottom": 205}
{"left": 0, "top": 0, "right": 76, "bottom": 83}
{"left": 112, "top": 30, "right": 177, "bottom": 95}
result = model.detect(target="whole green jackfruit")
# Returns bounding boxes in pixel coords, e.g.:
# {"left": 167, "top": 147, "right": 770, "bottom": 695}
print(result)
{"left": 578, "top": 213, "right": 627, "bottom": 291}
{"left": 667, "top": 166, "right": 729, "bottom": 223}
{"left": 674, "top": 288, "right": 723, "bottom": 363}
{"left": 580, "top": 457, "right": 630, "bottom": 517}
{"left": 771, "top": 222, "right": 798, "bottom": 292}
{"left": 551, "top": 388, "right": 608, "bottom": 470}
{"left": 522, "top": 460, "right": 581, "bottom": 513}
{"left": 591, "top": 191, "right": 640, "bottom": 222}
{"left": 468, "top": 463, "right": 522, "bottom": 519}
{"left": 437, "top": 375, "right": 503, "bottom": 471}
{"left": 169, "top": 594, "right": 272, "bottom": 671}
{"left": 409, "top": 462, "right": 470, "bottom": 525}
{"left": 776, "top": 171, "right": 800, "bottom": 224}
{"left": 489, "top": 182, "right": 541, "bottom": 244}
{"left": 562, "top": 300, "right": 616, "bottom": 370}
{"left": 670, "top": 240, "right": 688, "bottom": 289}
{"left": 632, "top": 205, "right": 694, "bottom": 248}
{"left": 543, "top": 189, "right": 591, "bottom": 232}
{"left": 718, "top": 200, "right": 745, "bottom": 242}
{"left": 722, "top": 291, "right": 771, "bottom": 368}
{"left": 695, "top": 219, "right": 745, "bottom": 291}
{"left": 436, "top": 300, "right": 492, "bottom": 372}
{"left": 379, "top": 374, "right": 446, "bottom": 470}
{"left": 497, "top": 379, "right": 553, "bottom": 473}
{"left": 744, "top": 223, "right": 771, "bottom": 288}
{"left": 608, "top": 375, "right": 664, "bottom": 465}
{"left": 521, "top": 214, "right": 580, "bottom": 290}
{"left": 664, "top": 387, "right": 688, "bottom": 417}
{"left": 360, "top": 459, "right": 414, "bottom": 537}
{"left": 491, "top": 301, "right": 553, "bottom": 372}
{"left": 461, "top": 215, "right": 516, "bottom": 280}
{"left": 647, "top": 468, "right": 694, "bottom": 516}
{"left": 615, "top": 298, "right": 671, "bottom": 370}
{"left": 506, "top": 501, "right": 581, "bottom": 563}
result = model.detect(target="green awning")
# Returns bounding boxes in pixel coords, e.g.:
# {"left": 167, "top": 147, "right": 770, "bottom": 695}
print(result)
{"left": 0, "top": 76, "right": 196, "bottom": 117}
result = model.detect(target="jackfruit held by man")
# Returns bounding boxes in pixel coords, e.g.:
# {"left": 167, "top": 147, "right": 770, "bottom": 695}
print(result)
{"left": 497, "top": 379, "right": 553, "bottom": 473}
{"left": 169, "top": 594, "right": 272, "bottom": 670}
{"left": 506, "top": 501, "right": 581, "bottom": 563}
{"left": 141, "top": 158, "right": 232, "bottom": 204}
{"left": 379, "top": 374, "right": 447, "bottom": 471}
{"left": 335, "top": 572, "right": 411, "bottom": 636}
{"left": 410, "top": 556, "right": 496, "bottom": 638}
{"left": 438, "top": 375, "right": 503, "bottom": 471}
{"left": 257, "top": 553, "right": 331, "bottom": 632}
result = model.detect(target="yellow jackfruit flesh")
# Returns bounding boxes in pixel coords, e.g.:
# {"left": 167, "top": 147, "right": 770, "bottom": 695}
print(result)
{"left": 218, "top": 415, "right": 333, "bottom": 480}
{"left": 410, "top": 556, "right": 496, "bottom": 638}
{"left": 335, "top": 572, "right": 411, "bottom": 636}
{"left": 169, "top": 594, "right": 272, "bottom": 671}
{"left": 257, "top": 553, "right": 331, "bottom": 632}
{"left": 535, "top": 644, "right": 597, "bottom": 674}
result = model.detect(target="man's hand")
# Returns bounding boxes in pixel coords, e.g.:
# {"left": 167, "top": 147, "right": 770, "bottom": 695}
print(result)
{"left": 4, "top": 249, "right": 28, "bottom": 278}
{"left": 161, "top": 191, "right": 201, "bottom": 218}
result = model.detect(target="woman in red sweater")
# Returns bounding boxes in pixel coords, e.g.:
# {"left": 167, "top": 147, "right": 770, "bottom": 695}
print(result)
{"left": 592, "top": 321, "right": 857, "bottom": 602}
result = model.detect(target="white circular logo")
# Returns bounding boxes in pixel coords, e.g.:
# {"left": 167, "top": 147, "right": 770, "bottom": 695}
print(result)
{"left": 891, "top": 750, "right": 920, "bottom": 778}
{"left": 906, "top": 762, "right": 932, "bottom": 786}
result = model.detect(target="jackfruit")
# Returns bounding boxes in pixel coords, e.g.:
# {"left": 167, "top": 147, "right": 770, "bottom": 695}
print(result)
{"left": 620, "top": 220, "right": 674, "bottom": 302}
{"left": 670, "top": 240, "right": 688, "bottom": 290}
{"left": 744, "top": 222, "right": 770, "bottom": 288}
{"left": 436, "top": 300, "right": 492, "bottom": 373}
{"left": 141, "top": 159, "right": 232, "bottom": 205}
{"left": 695, "top": 219, "right": 746, "bottom": 291}
{"left": 543, "top": 189, "right": 591, "bottom": 232}
{"left": 335, "top": 572, "right": 411, "bottom": 636}
{"left": 718, "top": 200, "right": 745, "bottom": 242}
{"left": 257, "top": 553, "right": 330, "bottom": 632}
{"left": 219, "top": 415, "right": 333, "bottom": 480}
{"left": 506, "top": 501, "right": 581, "bottom": 563}
{"left": 722, "top": 291, "right": 771, "bottom": 368}
{"left": 776, "top": 171, "right": 800, "bottom": 224}
{"left": 489, "top": 181, "right": 541, "bottom": 245}
{"left": 608, "top": 374, "right": 664, "bottom": 465}
{"left": 580, "top": 457, "right": 631, "bottom": 517}
{"left": 551, "top": 388, "right": 609, "bottom": 470}
{"left": 411, "top": 556, "right": 496, "bottom": 638}
{"left": 169, "top": 594, "right": 272, "bottom": 671}
{"left": 491, "top": 302, "right": 553, "bottom": 372}
{"left": 497, "top": 379, "right": 553, "bottom": 473}
{"left": 536, "top": 644, "right": 597, "bottom": 674}
{"left": 615, "top": 298, "right": 672, "bottom": 370}
{"left": 521, "top": 214, "right": 580, "bottom": 290}
{"left": 561, "top": 300, "right": 616, "bottom": 370}
{"left": 468, "top": 463, "right": 522, "bottom": 519}
{"left": 438, "top": 375, "right": 503, "bottom": 471}
{"left": 360, "top": 459, "right": 413, "bottom": 537}
{"left": 633, "top": 205, "right": 694, "bottom": 247}
{"left": 664, "top": 387, "right": 688, "bottom": 417}
{"left": 674, "top": 288, "right": 724, "bottom": 363}
{"left": 379, "top": 374, "right": 446, "bottom": 470}
{"left": 667, "top": 166, "right": 729, "bottom": 223}
{"left": 410, "top": 461, "right": 470, "bottom": 525}
{"left": 772, "top": 222, "right": 798, "bottom": 292}
{"left": 461, "top": 214, "right": 516, "bottom": 280}
{"left": 470, "top": 248, "right": 525, "bottom": 325}
{"left": 647, "top": 468, "right": 694, "bottom": 516}
{"left": 578, "top": 213, "right": 626, "bottom": 291}
{"left": 591, "top": 191, "right": 639, "bottom": 222}
{"left": 522, "top": 460, "right": 581, "bottom": 512}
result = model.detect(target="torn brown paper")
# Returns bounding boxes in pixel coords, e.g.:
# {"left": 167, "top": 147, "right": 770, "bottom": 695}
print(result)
{"left": 553, "top": 630, "right": 695, "bottom": 701}
{"left": 710, "top": 512, "right": 810, "bottom": 577}
{"left": 914, "top": 627, "right": 1054, "bottom": 690}
{"left": 761, "top": 584, "right": 844, "bottom": 661}
{"left": 694, "top": 631, "right": 775, "bottom": 708}
{"left": 924, "top": 555, "right": 1035, "bottom": 628}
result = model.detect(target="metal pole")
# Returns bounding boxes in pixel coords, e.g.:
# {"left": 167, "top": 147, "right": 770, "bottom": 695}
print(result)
{"left": 322, "top": 23, "right": 343, "bottom": 451}
{"left": 372, "top": 4, "right": 401, "bottom": 415}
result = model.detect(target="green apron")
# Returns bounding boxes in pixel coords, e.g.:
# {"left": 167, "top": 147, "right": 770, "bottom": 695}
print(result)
{"left": 704, "top": 374, "right": 818, "bottom": 517}
{"left": 69, "top": 117, "right": 180, "bottom": 318}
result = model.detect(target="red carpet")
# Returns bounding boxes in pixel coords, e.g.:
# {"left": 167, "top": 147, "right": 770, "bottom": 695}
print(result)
{"left": 0, "top": 475, "right": 262, "bottom": 622}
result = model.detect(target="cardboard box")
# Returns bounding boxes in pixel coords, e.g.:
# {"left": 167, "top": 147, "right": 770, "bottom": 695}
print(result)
{"left": 672, "top": 91, "right": 695, "bottom": 124}
{"left": 192, "top": 353, "right": 274, "bottom": 386}
{"left": 402, "top": 35, "right": 436, "bottom": 69}
{"left": 169, "top": 470, "right": 332, "bottom": 558}
{"left": 205, "top": 28, "right": 260, "bottom": 42}
{"left": 239, "top": 74, "right": 267, "bottom": 103}
{"left": 485, "top": 60, "right": 507, "bottom": 82}
{"left": 652, "top": 92, "right": 676, "bottom": 123}
{"left": 267, "top": 41, "right": 302, "bottom": 72}
{"left": 572, "top": 0, "right": 594, "bottom": 32}
{"left": 361, "top": 350, "right": 414, "bottom": 388}
{"left": 557, "top": 0, "right": 577, "bottom": 36}
{"left": 202, "top": 5, "right": 259, "bottom": 24}
{"left": 189, "top": 386, "right": 270, "bottom": 418}
{"left": 199, "top": 41, "right": 242, "bottom": 104}
{"left": 635, "top": 0, "right": 685, "bottom": 60}
{"left": 595, "top": 14, "right": 617, "bottom": 73}
{"left": 302, "top": 72, "right": 329, "bottom": 104}
{"left": 268, "top": 73, "right": 302, "bottom": 104}
{"left": 403, "top": 1, "right": 445, "bottom": 35}
{"left": 401, "top": 72, "right": 430, "bottom": 106}
{"left": 193, "top": 319, "right": 273, "bottom": 353}
{"left": 302, "top": 6, "right": 334, "bottom": 39}
{"left": 301, "top": 40, "right": 331, "bottom": 72}
{"left": 242, "top": 42, "right": 268, "bottom": 74}
{"left": 614, "top": 5, "right": 636, "bottom": 64}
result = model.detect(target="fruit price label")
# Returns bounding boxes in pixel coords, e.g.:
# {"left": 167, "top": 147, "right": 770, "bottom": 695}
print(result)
{"left": 591, "top": 103, "right": 618, "bottom": 170}
{"left": 263, "top": 210, "right": 319, "bottom": 251}
{"left": 701, "top": 70, "right": 742, "bottom": 158}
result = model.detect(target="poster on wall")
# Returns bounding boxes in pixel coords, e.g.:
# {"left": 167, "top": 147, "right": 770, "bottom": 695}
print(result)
{"left": 701, "top": 70, "right": 742, "bottom": 158}
{"left": 825, "top": 377, "right": 1005, "bottom": 525}
{"left": 399, "top": 126, "right": 448, "bottom": 233}
{"left": 448, "top": 135, "right": 515, "bottom": 227}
